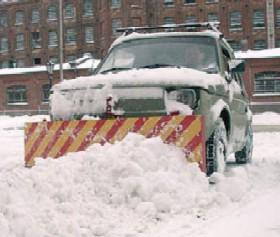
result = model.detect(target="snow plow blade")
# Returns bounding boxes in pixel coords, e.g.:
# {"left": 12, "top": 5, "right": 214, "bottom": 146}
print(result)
{"left": 24, "top": 115, "right": 206, "bottom": 171}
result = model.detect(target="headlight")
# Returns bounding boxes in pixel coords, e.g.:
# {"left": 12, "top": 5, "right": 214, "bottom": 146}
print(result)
{"left": 167, "top": 89, "right": 198, "bottom": 109}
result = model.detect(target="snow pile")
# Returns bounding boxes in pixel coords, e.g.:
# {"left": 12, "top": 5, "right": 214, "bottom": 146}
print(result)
{"left": 0, "top": 115, "right": 49, "bottom": 130}
{"left": 253, "top": 112, "right": 280, "bottom": 125}
{"left": 0, "top": 133, "right": 211, "bottom": 236}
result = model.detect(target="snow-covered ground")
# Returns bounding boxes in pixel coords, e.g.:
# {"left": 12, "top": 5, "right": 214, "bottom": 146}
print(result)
{"left": 0, "top": 114, "right": 280, "bottom": 237}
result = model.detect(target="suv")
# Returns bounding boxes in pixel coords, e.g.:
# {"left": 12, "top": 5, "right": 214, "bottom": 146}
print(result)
{"left": 50, "top": 23, "right": 253, "bottom": 175}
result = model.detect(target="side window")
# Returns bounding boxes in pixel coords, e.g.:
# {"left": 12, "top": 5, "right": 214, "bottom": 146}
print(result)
{"left": 222, "top": 47, "right": 230, "bottom": 73}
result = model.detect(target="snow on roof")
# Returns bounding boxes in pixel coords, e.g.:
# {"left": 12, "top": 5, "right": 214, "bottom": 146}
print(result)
{"left": 0, "top": 56, "right": 100, "bottom": 75}
{"left": 235, "top": 48, "right": 280, "bottom": 59}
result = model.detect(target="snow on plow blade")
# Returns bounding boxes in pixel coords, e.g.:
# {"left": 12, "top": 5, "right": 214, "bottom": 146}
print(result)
{"left": 24, "top": 115, "right": 206, "bottom": 171}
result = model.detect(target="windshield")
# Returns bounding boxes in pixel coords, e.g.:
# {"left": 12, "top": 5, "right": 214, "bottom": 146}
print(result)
{"left": 98, "top": 36, "right": 219, "bottom": 74}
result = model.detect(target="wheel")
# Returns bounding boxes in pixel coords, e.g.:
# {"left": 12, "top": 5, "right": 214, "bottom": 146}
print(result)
{"left": 206, "top": 118, "right": 228, "bottom": 176}
{"left": 235, "top": 124, "right": 253, "bottom": 164}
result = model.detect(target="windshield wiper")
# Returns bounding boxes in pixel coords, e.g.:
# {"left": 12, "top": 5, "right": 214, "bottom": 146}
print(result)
{"left": 100, "top": 67, "right": 131, "bottom": 74}
{"left": 138, "top": 63, "right": 179, "bottom": 69}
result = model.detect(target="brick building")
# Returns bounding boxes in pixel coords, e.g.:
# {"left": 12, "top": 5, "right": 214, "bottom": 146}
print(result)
{"left": 1, "top": 0, "right": 280, "bottom": 67}
{"left": 236, "top": 49, "right": 280, "bottom": 113}
{"left": 0, "top": 57, "right": 99, "bottom": 115}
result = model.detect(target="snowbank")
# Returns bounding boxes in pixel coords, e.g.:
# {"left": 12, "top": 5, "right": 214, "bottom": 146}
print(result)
{"left": 253, "top": 112, "right": 280, "bottom": 125}
{"left": 0, "top": 115, "right": 49, "bottom": 130}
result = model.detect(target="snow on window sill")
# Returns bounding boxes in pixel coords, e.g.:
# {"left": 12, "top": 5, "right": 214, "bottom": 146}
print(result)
{"left": 183, "top": 3, "right": 197, "bottom": 6}
{"left": 253, "top": 26, "right": 266, "bottom": 30}
{"left": 253, "top": 93, "right": 280, "bottom": 97}
{"left": 229, "top": 28, "right": 242, "bottom": 32}
{"left": 41, "top": 101, "right": 49, "bottom": 105}
{"left": 86, "top": 41, "right": 95, "bottom": 44}
{"left": 7, "top": 102, "right": 29, "bottom": 106}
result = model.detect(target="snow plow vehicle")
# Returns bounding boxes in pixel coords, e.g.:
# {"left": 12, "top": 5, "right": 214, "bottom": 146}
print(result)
{"left": 24, "top": 23, "right": 253, "bottom": 175}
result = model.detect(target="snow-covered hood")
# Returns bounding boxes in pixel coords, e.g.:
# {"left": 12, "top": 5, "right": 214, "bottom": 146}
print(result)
{"left": 53, "top": 68, "right": 224, "bottom": 91}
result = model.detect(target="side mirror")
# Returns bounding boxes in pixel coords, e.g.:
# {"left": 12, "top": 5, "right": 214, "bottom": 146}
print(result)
{"left": 229, "top": 59, "right": 245, "bottom": 73}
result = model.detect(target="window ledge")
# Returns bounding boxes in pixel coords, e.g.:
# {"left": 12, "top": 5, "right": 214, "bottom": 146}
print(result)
{"left": 184, "top": 3, "right": 197, "bottom": 6}
{"left": 41, "top": 101, "right": 49, "bottom": 105}
{"left": 205, "top": 1, "right": 219, "bottom": 4}
{"left": 86, "top": 41, "right": 95, "bottom": 44}
{"left": 7, "top": 102, "right": 29, "bottom": 106}
{"left": 253, "top": 93, "right": 280, "bottom": 97}
{"left": 229, "top": 28, "right": 242, "bottom": 32}
{"left": 253, "top": 27, "right": 266, "bottom": 30}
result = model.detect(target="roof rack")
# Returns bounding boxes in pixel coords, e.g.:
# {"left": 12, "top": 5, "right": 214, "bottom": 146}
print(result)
{"left": 116, "top": 22, "right": 223, "bottom": 38}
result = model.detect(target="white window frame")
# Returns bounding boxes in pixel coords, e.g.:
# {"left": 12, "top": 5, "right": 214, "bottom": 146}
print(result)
{"left": 48, "top": 31, "right": 58, "bottom": 47}
{"left": 16, "top": 33, "right": 24, "bottom": 50}
{"left": 15, "top": 10, "right": 24, "bottom": 25}
{"left": 254, "top": 72, "right": 280, "bottom": 95}
{"left": 85, "top": 26, "right": 94, "bottom": 43}
{"left": 48, "top": 5, "right": 57, "bottom": 21}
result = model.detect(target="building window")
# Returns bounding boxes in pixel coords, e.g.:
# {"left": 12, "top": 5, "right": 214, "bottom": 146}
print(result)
{"left": 254, "top": 40, "right": 266, "bottom": 50}
{"left": 31, "top": 32, "right": 41, "bottom": 49}
{"left": 67, "top": 55, "right": 76, "bottom": 62}
{"left": 16, "top": 59, "right": 25, "bottom": 68}
{"left": 16, "top": 33, "right": 24, "bottom": 50}
{"left": 230, "top": 11, "right": 242, "bottom": 30}
{"left": 112, "top": 19, "right": 122, "bottom": 36}
{"left": 164, "top": 17, "right": 175, "bottom": 25}
{"left": 276, "top": 9, "right": 280, "bottom": 27}
{"left": 64, "top": 4, "right": 75, "bottom": 19}
{"left": 184, "top": 0, "right": 196, "bottom": 4}
{"left": 31, "top": 8, "right": 40, "bottom": 23}
{"left": 0, "top": 13, "right": 7, "bottom": 27}
{"left": 207, "top": 13, "right": 218, "bottom": 23}
{"left": 48, "top": 31, "right": 58, "bottom": 47}
{"left": 255, "top": 72, "right": 280, "bottom": 95}
{"left": 276, "top": 39, "right": 280, "bottom": 48}
{"left": 229, "top": 40, "right": 242, "bottom": 51}
{"left": 111, "top": 0, "right": 121, "bottom": 8}
{"left": 164, "top": 0, "right": 174, "bottom": 7}
{"left": 48, "top": 5, "right": 57, "bottom": 20}
{"left": 42, "top": 84, "right": 50, "bottom": 102}
{"left": 83, "top": 0, "right": 93, "bottom": 16}
{"left": 253, "top": 10, "right": 265, "bottom": 28}
{"left": 7, "top": 85, "right": 27, "bottom": 104}
{"left": 85, "top": 27, "right": 94, "bottom": 43}
{"left": 206, "top": 0, "right": 218, "bottom": 3}
{"left": 33, "top": 58, "right": 41, "bottom": 65}
{"left": 65, "top": 28, "right": 76, "bottom": 45}
{"left": 185, "top": 15, "right": 197, "bottom": 23}
{"left": 0, "top": 60, "right": 9, "bottom": 69}
{"left": 0, "top": 37, "right": 8, "bottom": 52}
{"left": 15, "top": 10, "right": 24, "bottom": 25}
{"left": 49, "top": 56, "right": 58, "bottom": 64}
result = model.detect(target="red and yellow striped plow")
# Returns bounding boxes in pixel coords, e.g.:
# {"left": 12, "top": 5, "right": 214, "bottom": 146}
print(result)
{"left": 24, "top": 115, "right": 206, "bottom": 171}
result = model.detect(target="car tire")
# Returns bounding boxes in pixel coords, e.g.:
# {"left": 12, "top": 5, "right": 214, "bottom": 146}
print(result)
{"left": 235, "top": 124, "right": 253, "bottom": 164}
{"left": 206, "top": 118, "right": 228, "bottom": 176}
